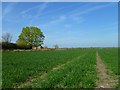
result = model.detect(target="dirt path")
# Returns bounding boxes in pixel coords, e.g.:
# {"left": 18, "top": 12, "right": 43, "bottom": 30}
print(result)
{"left": 15, "top": 55, "right": 84, "bottom": 88}
{"left": 96, "top": 52, "right": 118, "bottom": 88}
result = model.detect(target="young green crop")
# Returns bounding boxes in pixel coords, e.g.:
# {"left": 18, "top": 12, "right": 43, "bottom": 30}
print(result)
{"left": 98, "top": 48, "right": 119, "bottom": 87}
{"left": 23, "top": 50, "right": 97, "bottom": 88}
{"left": 3, "top": 48, "right": 118, "bottom": 88}
{"left": 2, "top": 49, "right": 88, "bottom": 88}
{"left": 98, "top": 48, "right": 118, "bottom": 75}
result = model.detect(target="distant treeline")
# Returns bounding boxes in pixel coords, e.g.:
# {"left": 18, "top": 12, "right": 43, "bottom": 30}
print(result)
{"left": 0, "top": 42, "right": 117, "bottom": 50}
{"left": 1, "top": 42, "right": 32, "bottom": 50}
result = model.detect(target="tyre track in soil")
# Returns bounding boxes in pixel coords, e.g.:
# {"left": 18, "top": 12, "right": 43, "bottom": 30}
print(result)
{"left": 14, "top": 54, "right": 85, "bottom": 88}
{"left": 96, "top": 52, "right": 118, "bottom": 88}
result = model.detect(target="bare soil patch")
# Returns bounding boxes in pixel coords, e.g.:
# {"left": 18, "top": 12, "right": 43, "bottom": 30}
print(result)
{"left": 96, "top": 52, "right": 118, "bottom": 88}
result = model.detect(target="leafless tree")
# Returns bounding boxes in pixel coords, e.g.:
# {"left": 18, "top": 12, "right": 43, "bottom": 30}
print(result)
{"left": 44, "top": 46, "right": 48, "bottom": 48}
{"left": 54, "top": 44, "right": 59, "bottom": 49}
{"left": 2, "top": 33, "right": 12, "bottom": 43}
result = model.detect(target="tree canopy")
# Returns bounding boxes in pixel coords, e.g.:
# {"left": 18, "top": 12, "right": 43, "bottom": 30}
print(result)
{"left": 17, "top": 26, "right": 45, "bottom": 47}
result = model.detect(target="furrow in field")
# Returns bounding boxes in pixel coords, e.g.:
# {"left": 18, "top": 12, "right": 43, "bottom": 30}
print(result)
{"left": 96, "top": 52, "right": 118, "bottom": 88}
{"left": 15, "top": 55, "right": 84, "bottom": 88}
{"left": 20, "top": 51, "right": 97, "bottom": 88}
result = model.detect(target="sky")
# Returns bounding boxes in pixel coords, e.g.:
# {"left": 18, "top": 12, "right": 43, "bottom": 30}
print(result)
{"left": 2, "top": 2, "right": 118, "bottom": 48}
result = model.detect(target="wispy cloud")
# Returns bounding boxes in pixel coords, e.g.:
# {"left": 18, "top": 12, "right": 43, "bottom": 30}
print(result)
{"left": 3, "top": 2, "right": 17, "bottom": 16}
{"left": 64, "top": 24, "right": 72, "bottom": 28}
{"left": 42, "top": 15, "right": 66, "bottom": 27}
{"left": 2, "top": 2, "right": 20, "bottom": 23}
{"left": 21, "top": 2, "right": 48, "bottom": 14}
{"left": 26, "top": 3, "right": 83, "bottom": 25}
{"left": 72, "top": 16, "right": 85, "bottom": 24}
{"left": 61, "top": 3, "right": 114, "bottom": 24}
{"left": 69, "top": 3, "right": 114, "bottom": 17}
{"left": 42, "top": 3, "right": 113, "bottom": 27}
{"left": 21, "top": 2, "right": 114, "bottom": 29}
{"left": 37, "top": 4, "right": 84, "bottom": 17}
{"left": 41, "top": 15, "right": 84, "bottom": 28}
{"left": 28, "top": 2, "right": 49, "bottom": 25}
{"left": 21, "top": 3, "right": 90, "bottom": 25}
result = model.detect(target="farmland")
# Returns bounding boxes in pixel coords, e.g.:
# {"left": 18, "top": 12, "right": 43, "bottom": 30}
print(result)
{"left": 98, "top": 48, "right": 119, "bottom": 87}
{"left": 2, "top": 48, "right": 119, "bottom": 88}
{"left": 98, "top": 48, "right": 118, "bottom": 75}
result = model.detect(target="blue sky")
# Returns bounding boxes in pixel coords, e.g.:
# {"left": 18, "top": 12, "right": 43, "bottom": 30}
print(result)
{"left": 2, "top": 2, "right": 118, "bottom": 48}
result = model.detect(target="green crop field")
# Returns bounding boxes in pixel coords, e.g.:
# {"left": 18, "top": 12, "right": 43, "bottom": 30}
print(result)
{"left": 2, "top": 48, "right": 119, "bottom": 88}
{"left": 98, "top": 48, "right": 119, "bottom": 87}
{"left": 98, "top": 48, "right": 118, "bottom": 75}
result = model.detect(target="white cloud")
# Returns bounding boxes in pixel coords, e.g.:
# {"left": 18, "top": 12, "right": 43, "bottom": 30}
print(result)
{"left": 61, "top": 3, "right": 114, "bottom": 24}
{"left": 39, "top": 4, "right": 77, "bottom": 16}
{"left": 21, "top": 5, "right": 41, "bottom": 14}
{"left": 28, "top": 2, "right": 48, "bottom": 25}
{"left": 42, "top": 15, "right": 66, "bottom": 26}
{"left": 59, "top": 15, "right": 66, "bottom": 20}
{"left": 64, "top": 24, "right": 72, "bottom": 28}
{"left": 2, "top": 2, "right": 20, "bottom": 23}
{"left": 3, "top": 3, "right": 17, "bottom": 16}
{"left": 21, "top": 2, "right": 48, "bottom": 14}
{"left": 41, "top": 14, "right": 85, "bottom": 28}
{"left": 42, "top": 3, "right": 113, "bottom": 26}
{"left": 72, "top": 16, "right": 85, "bottom": 24}
{"left": 18, "top": 2, "right": 114, "bottom": 26}
{"left": 70, "top": 3, "right": 114, "bottom": 17}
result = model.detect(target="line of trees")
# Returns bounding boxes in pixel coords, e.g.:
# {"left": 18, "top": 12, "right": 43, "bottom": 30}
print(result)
{"left": 1, "top": 26, "right": 45, "bottom": 50}
{"left": 1, "top": 26, "right": 60, "bottom": 50}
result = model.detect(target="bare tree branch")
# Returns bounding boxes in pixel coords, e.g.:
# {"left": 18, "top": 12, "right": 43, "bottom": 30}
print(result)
{"left": 2, "top": 33, "right": 12, "bottom": 43}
